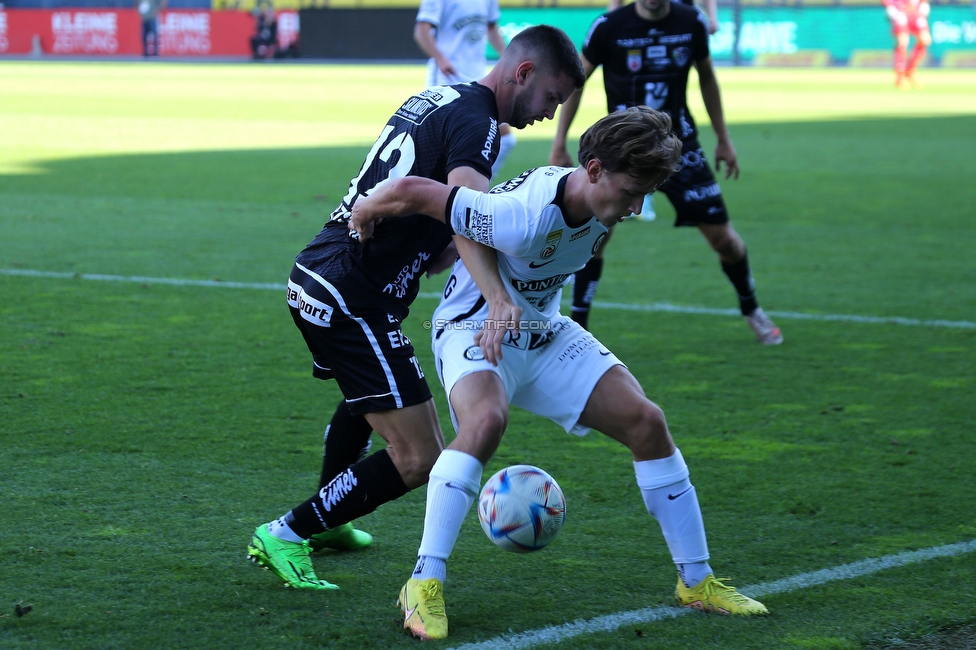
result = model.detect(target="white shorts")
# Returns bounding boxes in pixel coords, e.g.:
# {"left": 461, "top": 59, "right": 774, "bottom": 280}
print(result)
{"left": 432, "top": 314, "right": 624, "bottom": 436}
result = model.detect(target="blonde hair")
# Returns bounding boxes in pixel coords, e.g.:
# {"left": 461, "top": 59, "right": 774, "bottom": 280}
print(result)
{"left": 577, "top": 106, "right": 682, "bottom": 190}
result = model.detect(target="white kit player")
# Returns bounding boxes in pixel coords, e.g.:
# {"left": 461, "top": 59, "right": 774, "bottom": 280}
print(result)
{"left": 415, "top": 0, "right": 517, "bottom": 178}
{"left": 350, "top": 106, "right": 768, "bottom": 642}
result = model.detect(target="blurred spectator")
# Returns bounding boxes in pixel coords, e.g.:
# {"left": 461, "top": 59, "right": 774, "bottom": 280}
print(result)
{"left": 251, "top": 6, "right": 278, "bottom": 59}
{"left": 137, "top": 0, "right": 166, "bottom": 57}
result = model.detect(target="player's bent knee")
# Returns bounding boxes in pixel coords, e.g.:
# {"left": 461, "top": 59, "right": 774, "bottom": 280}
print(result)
{"left": 624, "top": 401, "right": 673, "bottom": 459}
{"left": 458, "top": 399, "right": 508, "bottom": 439}
{"left": 454, "top": 404, "right": 507, "bottom": 462}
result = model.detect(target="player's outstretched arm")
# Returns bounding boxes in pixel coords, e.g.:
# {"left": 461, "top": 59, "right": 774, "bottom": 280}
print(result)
{"left": 348, "top": 176, "right": 452, "bottom": 240}
{"left": 348, "top": 172, "right": 520, "bottom": 365}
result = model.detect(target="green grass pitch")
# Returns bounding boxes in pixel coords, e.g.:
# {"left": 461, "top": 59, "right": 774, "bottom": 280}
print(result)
{"left": 1, "top": 62, "right": 974, "bottom": 649}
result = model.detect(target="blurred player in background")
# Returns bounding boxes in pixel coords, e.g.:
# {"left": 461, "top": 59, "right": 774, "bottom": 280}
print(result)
{"left": 245, "top": 25, "right": 584, "bottom": 592}
{"left": 350, "top": 107, "right": 769, "bottom": 641}
{"left": 883, "top": 0, "right": 931, "bottom": 88}
{"left": 606, "top": 0, "right": 719, "bottom": 223}
{"left": 609, "top": 0, "right": 719, "bottom": 35}
{"left": 550, "top": 0, "right": 783, "bottom": 345}
{"left": 414, "top": 0, "right": 518, "bottom": 178}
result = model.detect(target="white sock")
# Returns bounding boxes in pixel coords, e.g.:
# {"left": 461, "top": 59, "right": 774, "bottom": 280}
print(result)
{"left": 491, "top": 132, "right": 518, "bottom": 179}
{"left": 413, "top": 555, "right": 447, "bottom": 583}
{"left": 634, "top": 449, "right": 711, "bottom": 575}
{"left": 267, "top": 516, "right": 303, "bottom": 543}
{"left": 414, "top": 450, "right": 483, "bottom": 581}
{"left": 678, "top": 561, "right": 712, "bottom": 588}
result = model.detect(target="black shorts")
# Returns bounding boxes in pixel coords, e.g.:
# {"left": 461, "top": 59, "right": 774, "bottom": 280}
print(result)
{"left": 658, "top": 139, "right": 730, "bottom": 227}
{"left": 287, "top": 263, "right": 432, "bottom": 416}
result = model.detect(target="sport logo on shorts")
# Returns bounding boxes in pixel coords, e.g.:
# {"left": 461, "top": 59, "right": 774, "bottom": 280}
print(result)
{"left": 291, "top": 287, "right": 333, "bottom": 326}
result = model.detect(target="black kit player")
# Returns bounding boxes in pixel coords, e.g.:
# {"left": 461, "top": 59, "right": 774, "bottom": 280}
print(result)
{"left": 245, "top": 25, "right": 585, "bottom": 591}
{"left": 550, "top": 0, "right": 783, "bottom": 345}
{"left": 610, "top": 0, "right": 720, "bottom": 36}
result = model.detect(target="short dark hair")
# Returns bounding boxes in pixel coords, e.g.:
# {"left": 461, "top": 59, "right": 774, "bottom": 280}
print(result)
{"left": 577, "top": 106, "right": 682, "bottom": 190}
{"left": 506, "top": 25, "right": 585, "bottom": 90}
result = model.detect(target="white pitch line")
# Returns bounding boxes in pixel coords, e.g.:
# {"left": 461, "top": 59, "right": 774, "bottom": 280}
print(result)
{"left": 448, "top": 539, "right": 976, "bottom": 650}
{"left": 0, "top": 268, "right": 285, "bottom": 291}
{"left": 2, "top": 268, "right": 975, "bottom": 329}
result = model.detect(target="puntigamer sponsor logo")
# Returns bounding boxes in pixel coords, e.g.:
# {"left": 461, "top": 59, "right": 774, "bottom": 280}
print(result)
{"left": 52, "top": 12, "right": 118, "bottom": 54}
{"left": 159, "top": 12, "right": 211, "bottom": 55}
{"left": 511, "top": 272, "right": 571, "bottom": 293}
{"left": 0, "top": 12, "right": 8, "bottom": 52}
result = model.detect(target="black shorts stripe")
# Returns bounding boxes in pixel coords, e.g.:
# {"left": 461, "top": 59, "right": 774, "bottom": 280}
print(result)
{"left": 294, "top": 263, "right": 405, "bottom": 409}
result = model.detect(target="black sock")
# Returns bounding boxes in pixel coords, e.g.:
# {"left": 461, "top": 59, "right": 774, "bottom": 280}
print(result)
{"left": 721, "top": 252, "right": 759, "bottom": 315}
{"left": 319, "top": 400, "right": 374, "bottom": 489}
{"left": 287, "top": 449, "right": 409, "bottom": 538}
{"left": 572, "top": 257, "right": 604, "bottom": 329}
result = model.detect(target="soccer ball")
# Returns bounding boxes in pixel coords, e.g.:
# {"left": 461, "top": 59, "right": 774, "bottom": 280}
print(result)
{"left": 478, "top": 465, "right": 566, "bottom": 553}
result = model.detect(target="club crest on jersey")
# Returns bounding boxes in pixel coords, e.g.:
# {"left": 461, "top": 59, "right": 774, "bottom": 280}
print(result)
{"left": 627, "top": 49, "right": 643, "bottom": 72}
{"left": 627, "top": 50, "right": 644, "bottom": 72}
{"left": 672, "top": 47, "right": 691, "bottom": 68}
{"left": 541, "top": 229, "right": 563, "bottom": 259}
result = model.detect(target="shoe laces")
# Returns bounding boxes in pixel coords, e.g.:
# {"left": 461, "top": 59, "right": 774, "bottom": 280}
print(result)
{"left": 703, "top": 577, "right": 750, "bottom": 604}
{"left": 421, "top": 581, "right": 446, "bottom": 617}
{"left": 278, "top": 539, "right": 314, "bottom": 565}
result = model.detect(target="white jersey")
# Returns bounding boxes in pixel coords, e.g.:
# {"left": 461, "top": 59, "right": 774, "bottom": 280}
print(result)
{"left": 433, "top": 166, "right": 609, "bottom": 335}
{"left": 417, "top": 0, "right": 501, "bottom": 86}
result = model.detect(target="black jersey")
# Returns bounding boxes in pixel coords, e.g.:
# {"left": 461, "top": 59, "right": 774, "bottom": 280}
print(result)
{"left": 297, "top": 82, "right": 500, "bottom": 314}
{"left": 582, "top": 2, "right": 709, "bottom": 141}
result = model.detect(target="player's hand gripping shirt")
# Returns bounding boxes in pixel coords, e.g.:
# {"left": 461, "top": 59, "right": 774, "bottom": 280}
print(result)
{"left": 432, "top": 166, "right": 608, "bottom": 336}
{"left": 296, "top": 82, "right": 500, "bottom": 315}
{"left": 583, "top": 3, "right": 710, "bottom": 141}
{"left": 417, "top": 0, "right": 501, "bottom": 85}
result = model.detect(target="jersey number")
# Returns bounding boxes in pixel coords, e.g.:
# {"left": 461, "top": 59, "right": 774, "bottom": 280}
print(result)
{"left": 340, "top": 124, "right": 418, "bottom": 207}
